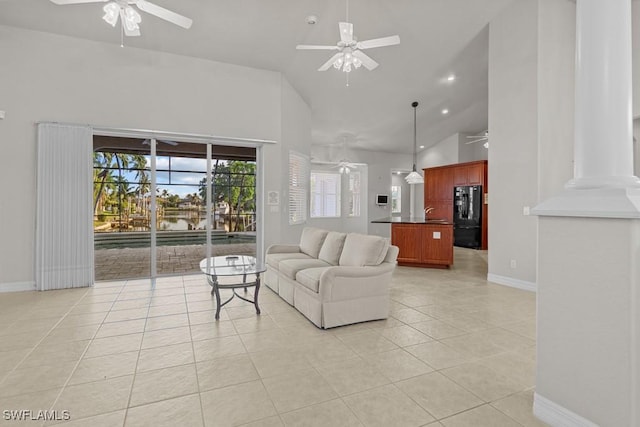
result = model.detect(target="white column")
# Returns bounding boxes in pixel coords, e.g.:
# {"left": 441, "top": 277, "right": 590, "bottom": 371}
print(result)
{"left": 567, "top": 0, "right": 638, "bottom": 189}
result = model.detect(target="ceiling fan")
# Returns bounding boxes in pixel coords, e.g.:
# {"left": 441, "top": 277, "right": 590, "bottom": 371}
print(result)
{"left": 327, "top": 137, "right": 360, "bottom": 174}
{"left": 296, "top": 21, "right": 400, "bottom": 72}
{"left": 466, "top": 130, "right": 489, "bottom": 148}
{"left": 142, "top": 139, "right": 178, "bottom": 146}
{"left": 49, "top": 0, "right": 193, "bottom": 37}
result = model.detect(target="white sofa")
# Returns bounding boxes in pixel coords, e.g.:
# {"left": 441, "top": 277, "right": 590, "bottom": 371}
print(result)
{"left": 265, "top": 227, "right": 399, "bottom": 329}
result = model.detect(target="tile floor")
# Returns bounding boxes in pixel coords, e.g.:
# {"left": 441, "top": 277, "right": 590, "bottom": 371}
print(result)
{"left": 0, "top": 248, "right": 546, "bottom": 426}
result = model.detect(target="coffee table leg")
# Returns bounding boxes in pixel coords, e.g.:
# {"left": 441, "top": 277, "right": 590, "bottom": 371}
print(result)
{"left": 214, "top": 285, "right": 222, "bottom": 320}
{"left": 254, "top": 273, "right": 261, "bottom": 315}
{"left": 211, "top": 276, "right": 222, "bottom": 320}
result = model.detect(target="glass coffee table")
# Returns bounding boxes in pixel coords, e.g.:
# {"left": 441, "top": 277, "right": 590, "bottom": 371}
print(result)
{"left": 199, "top": 255, "right": 266, "bottom": 320}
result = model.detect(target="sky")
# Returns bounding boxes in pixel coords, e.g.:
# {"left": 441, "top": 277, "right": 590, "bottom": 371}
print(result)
{"left": 98, "top": 156, "right": 252, "bottom": 199}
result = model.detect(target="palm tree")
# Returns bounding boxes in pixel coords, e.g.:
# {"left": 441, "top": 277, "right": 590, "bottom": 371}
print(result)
{"left": 93, "top": 152, "right": 114, "bottom": 215}
{"left": 130, "top": 154, "right": 149, "bottom": 213}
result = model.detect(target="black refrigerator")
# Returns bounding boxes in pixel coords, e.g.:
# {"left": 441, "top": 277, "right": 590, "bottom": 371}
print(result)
{"left": 453, "top": 185, "right": 482, "bottom": 249}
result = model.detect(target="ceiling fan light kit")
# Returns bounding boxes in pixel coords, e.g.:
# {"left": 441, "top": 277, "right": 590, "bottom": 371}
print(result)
{"left": 50, "top": 0, "right": 192, "bottom": 38}
{"left": 102, "top": 2, "right": 141, "bottom": 35}
{"left": 406, "top": 101, "right": 424, "bottom": 185}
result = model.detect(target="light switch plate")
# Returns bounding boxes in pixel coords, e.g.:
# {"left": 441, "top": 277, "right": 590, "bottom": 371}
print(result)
{"left": 433, "top": 231, "right": 441, "bottom": 239}
{"left": 523, "top": 206, "right": 530, "bottom": 216}
{"left": 0, "top": 111, "right": 5, "bottom": 120}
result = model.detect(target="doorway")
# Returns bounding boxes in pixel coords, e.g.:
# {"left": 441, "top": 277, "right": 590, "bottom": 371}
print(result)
{"left": 390, "top": 170, "right": 410, "bottom": 216}
{"left": 92, "top": 136, "right": 257, "bottom": 281}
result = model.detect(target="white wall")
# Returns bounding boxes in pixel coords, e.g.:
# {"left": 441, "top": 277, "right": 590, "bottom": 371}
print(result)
{"left": 418, "top": 133, "right": 460, "bottom": 168}
{"left": 0, "top": 25, "right": 310, "bottom": 287}
{"left": 537, "top": 0, "right": 575, "bottom": 202}
{"left": 536, "top": 217, "right": 640, "bottom": 427}
{"left": 487, "top": 0, "right": 540, "bottom": 289}
{"left": 275, "top": 77, "right": 312, "bottom": 246}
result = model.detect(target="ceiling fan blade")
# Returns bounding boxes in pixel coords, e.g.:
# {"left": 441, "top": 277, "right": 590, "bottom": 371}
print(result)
{"left": 142, "top": 139, "right": 179, "bottom": 146}
{"left": 158, "top": 139, "right": 179, "bottom": 146}
{"left": 352, "top": 50, "right": 378, "bottom": 70}
{"left": 466, "top": 131, "right": 489, "bottom": 138}
{"left": 50, "top": 0, "right": 108, "bottom": 4}
{"left": 339, "top": 22, "right": 353, "bottom": 43}
{"left": 318, "top": 53, "right": 343, "bottom": 71}
{"left": 357, "top": 35, "right": 400, "bottom": 50}
{"left": 296, "top": 44, "right": 339, "bottom": 50}
{"left": 465, "top": 139, "right": 486, "bottom": 145}
{"left": 134, "top": 0, "right": 193, "bottom": 29}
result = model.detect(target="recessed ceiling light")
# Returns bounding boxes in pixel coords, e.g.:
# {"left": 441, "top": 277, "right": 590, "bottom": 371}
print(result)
{"left": 441, "top": 109, "right": 449, "bottom": 115}
{"left": 419, "top": 145, "right": 424, "bottom": 149}
{"left": 447, "top": 74, "right": 456, "bottom": 82}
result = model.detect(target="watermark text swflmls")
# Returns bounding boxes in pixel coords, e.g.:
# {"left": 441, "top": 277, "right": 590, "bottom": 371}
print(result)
{"left": 3, "top": 410, "right": 70, "bottom": 421}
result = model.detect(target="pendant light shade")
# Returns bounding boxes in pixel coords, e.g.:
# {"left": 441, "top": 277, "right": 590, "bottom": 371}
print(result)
{"left": 405, "top": 101, "right": 424, "bottom": 184}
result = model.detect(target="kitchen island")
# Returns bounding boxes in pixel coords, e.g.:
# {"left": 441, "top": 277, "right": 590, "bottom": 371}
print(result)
{"left": 372, "top": 217, "right": 454, "bottom": 268}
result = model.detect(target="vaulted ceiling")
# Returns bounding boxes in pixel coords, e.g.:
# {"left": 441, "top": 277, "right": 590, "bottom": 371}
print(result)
{"left": 0, "top": 0, "right": 517, "bottom": 153}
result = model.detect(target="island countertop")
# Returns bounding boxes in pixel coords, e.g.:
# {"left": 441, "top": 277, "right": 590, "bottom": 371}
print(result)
{"left": 371, "top": 217, "right": 453, "bottom": 225}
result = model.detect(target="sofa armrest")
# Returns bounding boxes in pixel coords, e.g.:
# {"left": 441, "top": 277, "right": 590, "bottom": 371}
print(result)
{"left": 318, "top": 263, "right": 395, "bottom": 301}
{"left": 266, "top": 244, "right": 301, "bottom": 255}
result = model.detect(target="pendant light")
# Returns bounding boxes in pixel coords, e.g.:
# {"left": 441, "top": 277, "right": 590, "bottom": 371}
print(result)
{"left": 405, "top": 101, "right": 424, "bottom": 184}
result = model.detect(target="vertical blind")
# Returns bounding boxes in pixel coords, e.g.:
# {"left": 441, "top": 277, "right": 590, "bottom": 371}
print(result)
{"left": 36, "top": 123, "right": 94, "bottom": 291}
{"left": 288, "top": 151, "right": 309, "bottom": 225}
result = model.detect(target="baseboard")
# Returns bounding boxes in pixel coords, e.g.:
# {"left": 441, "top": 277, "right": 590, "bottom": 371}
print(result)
{"left": 0, "top": 281, "right": 37, "bottom": 293}
{"left": 533, "top": 393, "right": 599, "bottom": 427}
{"left": 487, "top": 273, "right": 537, "bottom": 292}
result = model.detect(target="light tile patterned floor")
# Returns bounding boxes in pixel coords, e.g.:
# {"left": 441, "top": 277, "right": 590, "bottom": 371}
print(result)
{"left": 0, "top": 248, "right": 546, "bottom": 427}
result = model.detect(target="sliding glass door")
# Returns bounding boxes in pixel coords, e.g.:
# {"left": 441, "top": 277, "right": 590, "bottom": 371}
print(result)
{"left": 93, "top": 136, "right": 257, "bottom": 282}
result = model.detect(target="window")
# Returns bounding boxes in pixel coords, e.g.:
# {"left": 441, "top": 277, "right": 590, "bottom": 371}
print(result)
{"left": 289, "top": 151, "right": 309, "bottom": 225}
{"left": 310, "top": 171, "right": 341, "bottom": 218}
{"left": 391, "top": 185, "right": 402, "bottom": 213}
{"left": 347, "top": 171, "right": 361, "bottom": 217}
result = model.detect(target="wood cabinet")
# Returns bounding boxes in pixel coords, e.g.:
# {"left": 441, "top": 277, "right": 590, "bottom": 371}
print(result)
{"left": 392, "top": 223, "right": 453, "bottom": 268}
{"left": 391, "top": 224, "right": 422, "bottom": 264}
{"left": 424, "top": 160, "right": 488, "bottom": 250}
{"left": 425, "top": 167, "right": 454, "bottom": 201}
{"left": 467, "top": 163, "right": 484, "bottom": 185}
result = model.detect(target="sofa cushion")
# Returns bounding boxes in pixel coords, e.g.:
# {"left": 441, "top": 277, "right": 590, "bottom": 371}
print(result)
{"left": 279, "top": 259, "right": 331, "bottom": 280}
{"left": 299, "top": 227, "right": 329, "bottom": 258}
{"left": 295, "top": 267, "right": 328, "bottom": 293}
{"left": 266, "top": 252, "right": 312, "bottom": 269}
{"left": 318, "top": 231, "right": 347, "bottom": 265}
{"left": 339, "top": 233, "right": 390, "bottom": 267}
